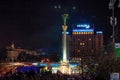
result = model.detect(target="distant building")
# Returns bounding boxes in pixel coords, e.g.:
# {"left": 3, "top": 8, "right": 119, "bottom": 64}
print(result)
{"left": 70, "top": 24, "right": 103, "bottom": 62}
{"left": 95, "top": 31, "right": 104, "bottom": 57}
{"left": 6, "top": 43, "right": 38, "bottom": 61}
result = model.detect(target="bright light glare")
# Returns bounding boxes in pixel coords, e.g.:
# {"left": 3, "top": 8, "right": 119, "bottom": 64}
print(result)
{"left": 77, "top": 24, "right": 90, "bottom": 28}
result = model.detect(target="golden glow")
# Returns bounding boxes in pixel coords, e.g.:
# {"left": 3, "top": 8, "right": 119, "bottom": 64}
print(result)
{"left": 44, "top": 66, "right": 48, "bottom": 70}
{"left": 77, "top": 50, "right": 80, "bottom": 52}
{"left": 90, "top": 32, "right": 93, "bottom": 34}
{"left": 72, "top": 31, "right": 94, "bottom": 35}
{"left": 73, "top": 57, "right": 82, "bottom": 60}
{"left": 62, "top": 25, "right": 68, "bottom": 31}
{"left": 83, "top": 43, "right": 85, "bottom": 45}
{"left": 87, "top": 32, "right": 93, "bottom": 34}
{"left": 80, "top": 42, "right": 85, "bottom": 45}
{"left": 80, "top": 43, "right": 82, "bottom": 45}
{"left": 89, "top": 38, "right": 91, "bottom": 40}
{"left": 59, "top": 62, "right": 71, "bottom": 74}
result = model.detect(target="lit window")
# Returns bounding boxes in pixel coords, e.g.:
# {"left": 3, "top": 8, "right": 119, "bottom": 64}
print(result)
{"left": 80, "top": 42, "right": 85, "bottom": 45}
{"left": 54, "top": 5, "right": 57, "bottom": 8}
{"left": 80, "top": 58, "right": 82, "bottom": 61}
{"left": 89, "top": 38, "right": 91, "bottom": 40}
{"left": 80, "top": 43, "right": 83, "bottom": 45}
{"left": 72, "top": 6, "right": 76, "bottom": 10}
{"left": 83, "top": 43, "right": 85, "bottom": 45}
{"left": 77, "top": 50, "right": 80, "bottom": 52}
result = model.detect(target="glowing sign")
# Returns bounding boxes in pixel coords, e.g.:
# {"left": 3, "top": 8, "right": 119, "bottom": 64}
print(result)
{"left": 77, "top": 24, "right": 90, "bottom": 28}
{"left": 96, "top": 31, "right": 103, "bottom": 34}
{"left": 73, "top": 29, "right": 94, "bottom": 32}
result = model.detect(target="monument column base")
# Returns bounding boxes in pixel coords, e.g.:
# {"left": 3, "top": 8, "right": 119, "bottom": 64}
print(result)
{"left": 59, "top": 62, "right": 71, "bottom": 74}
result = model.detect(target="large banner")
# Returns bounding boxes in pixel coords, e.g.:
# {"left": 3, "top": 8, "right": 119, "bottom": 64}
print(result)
{"left": 115, "top": 43, "right": 120, "bottom": 58}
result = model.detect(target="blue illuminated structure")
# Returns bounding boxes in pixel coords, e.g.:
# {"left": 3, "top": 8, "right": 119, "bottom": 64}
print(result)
{"left": 73, "top": 24, "right": 94, "bottom": 32}
{"left": 39, "top": 63, "right": 60, "bottom": 67}
{"left": 39, "top": 63, "right": 47, "bottom": 66}
{"left": 39, "top": 63, "right": 80, "bottom": 67}
{"left": 77, "top": 24, "right": 90, "bottom": 28}
{"left": 50, "top": 63, "right": 60, "bottom": 67}
{"left": 96, "top": 31, "right": 103, "bottom": 34}
{"left": 73, "top": 29, "right": 94, "bottom": 32}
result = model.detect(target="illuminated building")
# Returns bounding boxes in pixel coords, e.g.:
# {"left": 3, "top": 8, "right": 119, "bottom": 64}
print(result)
{"left": 7, "top": 42, "right": 38, "bottom": 61}
{"left": 95, "top": 31, "right": 104, "bottom": 57}
{"left": 70, "top": 24, "right": 103, "bottom": 62}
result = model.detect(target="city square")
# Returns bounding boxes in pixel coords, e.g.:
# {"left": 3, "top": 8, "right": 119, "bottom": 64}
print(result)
{"left": 0, "top": 0, "right": 120, "bottom": 80}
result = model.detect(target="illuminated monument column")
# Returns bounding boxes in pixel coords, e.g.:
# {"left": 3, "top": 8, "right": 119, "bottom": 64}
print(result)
{"left": 62, "top": 14, "right": 68, "bottom": 62}
{"left": 59, "top": 14, "right": 71, "bottom": 74}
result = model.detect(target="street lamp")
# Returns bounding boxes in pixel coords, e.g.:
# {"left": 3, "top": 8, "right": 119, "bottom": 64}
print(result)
{"left": 109, "top": 0, "right": 120, "bottom": 44}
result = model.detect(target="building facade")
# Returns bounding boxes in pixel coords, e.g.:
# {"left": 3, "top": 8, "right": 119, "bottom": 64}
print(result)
{"left": 70, "top": 24, "right": 103, "bottom": 63}
{"left": 95, "top": 31, "right": 104, "bottom": 57}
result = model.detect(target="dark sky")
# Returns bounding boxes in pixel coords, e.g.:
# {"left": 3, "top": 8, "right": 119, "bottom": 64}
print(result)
{"left": 0, "top": 0, "right": 120, "bottom": 50}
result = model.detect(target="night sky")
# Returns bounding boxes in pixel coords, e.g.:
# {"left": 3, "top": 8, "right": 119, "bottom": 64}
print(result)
{"left": 0, "top": 0, "right": 120, "bottom": 51}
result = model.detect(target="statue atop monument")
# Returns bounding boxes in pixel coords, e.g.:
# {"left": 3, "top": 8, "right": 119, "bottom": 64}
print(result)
{"left": 62, "top": 14, "right": 69, "bottom": 31}
{"left": 62, "top": 14, "right": 69, "bottom": 26}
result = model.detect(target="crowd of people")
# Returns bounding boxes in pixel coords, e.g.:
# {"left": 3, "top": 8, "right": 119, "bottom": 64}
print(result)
{"left": 0, "top": 66, "right": 110, "bottom": 80}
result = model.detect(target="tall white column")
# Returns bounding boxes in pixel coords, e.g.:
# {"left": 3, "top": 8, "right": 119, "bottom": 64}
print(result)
{"left": 62, "top": 14, "right": 68, "bottom": 62}
{"left": 62, "top": 25, "right": 67, "bottom": 62}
